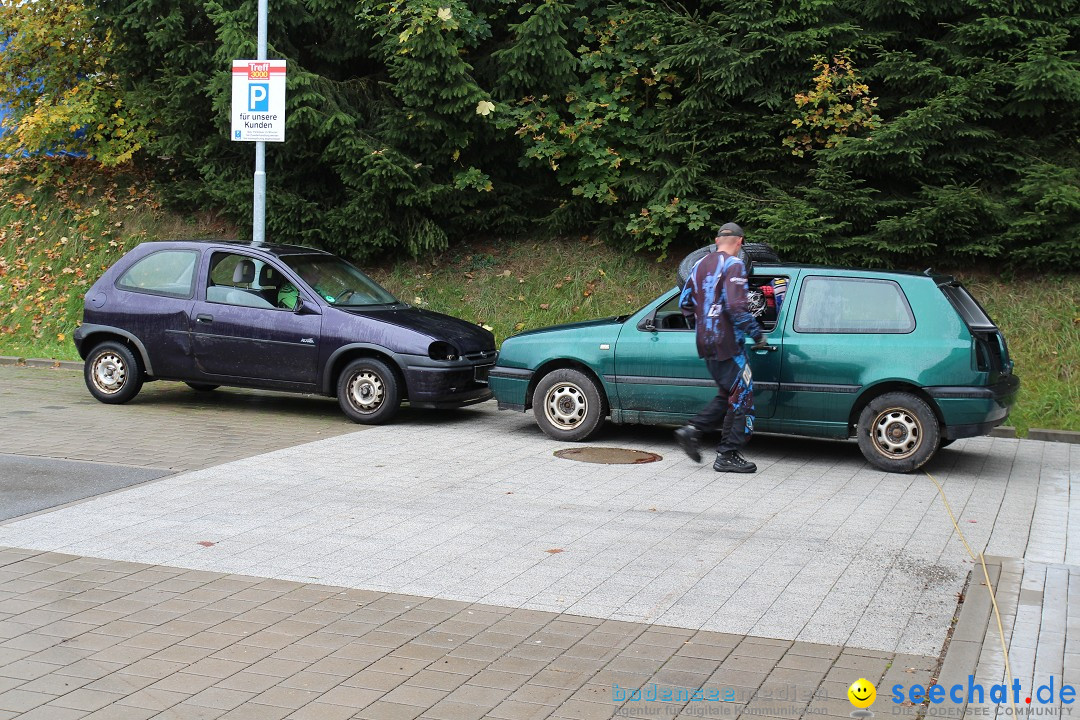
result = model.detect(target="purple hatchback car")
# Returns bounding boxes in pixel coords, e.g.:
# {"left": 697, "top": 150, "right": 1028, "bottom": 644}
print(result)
{"left": 73, "top": 240, "right": 496, "bottom": 423}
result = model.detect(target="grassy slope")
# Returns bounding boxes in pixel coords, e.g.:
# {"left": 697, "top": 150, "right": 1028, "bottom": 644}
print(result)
{"left": 1, "top": 161, "right": 1076, "bottom": 434}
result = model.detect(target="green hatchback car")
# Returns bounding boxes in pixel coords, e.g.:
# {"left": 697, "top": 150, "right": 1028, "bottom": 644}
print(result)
{"left": 490, "top": 264, "right": 1019, "bottom": 473}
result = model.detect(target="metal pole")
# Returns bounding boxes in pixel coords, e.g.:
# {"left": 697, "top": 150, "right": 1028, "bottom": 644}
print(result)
{"left": 252, "top": 0, "right": 268, "bottom": 245}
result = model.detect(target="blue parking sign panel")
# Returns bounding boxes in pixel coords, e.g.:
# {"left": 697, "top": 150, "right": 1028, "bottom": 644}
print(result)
{"left": 249, "top": 84, "right": 269, "bottom": 112}
{"left": 231, "top": 60, "right": 286, "bottom": 142}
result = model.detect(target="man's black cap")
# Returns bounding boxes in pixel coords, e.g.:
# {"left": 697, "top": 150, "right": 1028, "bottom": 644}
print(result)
{"left": 716, "top": 222, "right": 744, "bottom": 238}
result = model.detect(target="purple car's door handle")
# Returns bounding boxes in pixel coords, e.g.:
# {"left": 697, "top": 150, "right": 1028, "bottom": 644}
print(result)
{"left": 196, "top": 314, "right": 214, "bottom": 324}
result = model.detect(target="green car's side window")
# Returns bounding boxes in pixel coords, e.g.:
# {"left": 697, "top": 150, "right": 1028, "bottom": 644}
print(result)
{"left": 793, "top": 276, "right": 915, "bottom": 334}
{"left": 661, "top": 276, "right": 789, "bottom": 332}
{"left": 652, "top": 293, "right": 692, "bottom": 331}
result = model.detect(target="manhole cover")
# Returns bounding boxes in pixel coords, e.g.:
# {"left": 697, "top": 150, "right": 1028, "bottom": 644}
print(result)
{"left": 554, "top": 447, "right": 662, "bottom": 464}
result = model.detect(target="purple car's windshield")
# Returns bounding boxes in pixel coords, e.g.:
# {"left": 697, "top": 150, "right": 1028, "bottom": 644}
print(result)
{"left": 283, "top": 255, "right": 398, "bottom": 307}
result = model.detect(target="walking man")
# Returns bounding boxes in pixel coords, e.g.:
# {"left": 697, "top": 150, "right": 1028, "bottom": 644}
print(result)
{"left": 675, "top": 222, "right": 769, "bottom": 473}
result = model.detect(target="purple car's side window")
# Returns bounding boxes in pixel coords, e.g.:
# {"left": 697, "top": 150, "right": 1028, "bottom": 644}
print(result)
{"left": 116, "top": 250, "right": 198, "bottom": 299}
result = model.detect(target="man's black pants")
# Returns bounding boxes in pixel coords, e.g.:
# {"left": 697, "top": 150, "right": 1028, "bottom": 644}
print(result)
{"left": 689, "top": 353, "right": 756, "bottom": 454}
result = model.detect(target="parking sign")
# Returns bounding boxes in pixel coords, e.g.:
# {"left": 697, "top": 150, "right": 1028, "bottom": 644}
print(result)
{"left": 231, "top": 60, "right": 286, "bottom": 142}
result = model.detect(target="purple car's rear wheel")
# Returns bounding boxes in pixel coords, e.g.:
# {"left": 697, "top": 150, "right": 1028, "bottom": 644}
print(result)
{"left": 84, "top": 340, "right": 144, "bottom": 404}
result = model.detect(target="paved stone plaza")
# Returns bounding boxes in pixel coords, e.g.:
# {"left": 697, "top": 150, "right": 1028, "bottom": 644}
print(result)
{"left": 1, "top": 365, "right": 1077, "bottom": 718}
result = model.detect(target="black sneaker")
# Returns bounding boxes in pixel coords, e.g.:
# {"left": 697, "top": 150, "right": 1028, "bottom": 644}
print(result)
{"left": 674, "top": 425, "right": 703, "bottom": 463}
{"left": 713, "top": 451, "right": 757, "bottom": 473}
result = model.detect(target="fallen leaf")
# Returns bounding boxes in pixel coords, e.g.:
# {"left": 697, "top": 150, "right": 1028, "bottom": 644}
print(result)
{"left": 540, "top": 303, "right": 550, "bottom": 310}
{"left": 546, "top": 548, "right": 563, "bottom": 554}
{"left": 197, "top": 541, "right": 215, "bottom": 547}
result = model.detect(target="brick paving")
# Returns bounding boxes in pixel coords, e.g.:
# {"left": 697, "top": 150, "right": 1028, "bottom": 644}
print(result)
{"left": 0, "top": 548, "right": 935, "bottom": 720}
{"left": 0, "top": 365, "right": 362, "bottom": 470}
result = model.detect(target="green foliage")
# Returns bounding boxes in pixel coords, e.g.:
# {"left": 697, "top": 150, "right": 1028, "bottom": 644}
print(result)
{"left": 91, "top": 0, "right": 1080, "bottom": 268}
{"left": 0, "top": 0, "right": 151, "bottom": 166}
{"left": 784, "top": 51, "right": 880, "bottom": 157}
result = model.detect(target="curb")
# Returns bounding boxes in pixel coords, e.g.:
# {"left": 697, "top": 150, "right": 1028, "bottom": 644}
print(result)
{"left": 936, "top": 557, "right": 1003, "bottom": 717}
{"left": 1027, "top": 428, "right": 1080, "bottom": 444}
{"left": 989, "top": 426, "right": 1016, "bottom": 439}
{"left": 0, "top": 356, "right": 82, "bottom": 371}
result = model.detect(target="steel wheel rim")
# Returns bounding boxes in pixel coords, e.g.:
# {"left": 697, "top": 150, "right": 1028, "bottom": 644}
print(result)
{"left": 871, "top": 407, "right": 922, "bottom": 459}
{"left": 348, "top": 370, "right": 384, "bottom": 413}
{"left": 544, "top": 382, "right": 587, "bottom": 430}
{"left": 91, "top": 352, "right": 127, "bottom": 395}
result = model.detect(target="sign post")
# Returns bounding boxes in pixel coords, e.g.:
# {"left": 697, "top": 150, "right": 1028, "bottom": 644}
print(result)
{"left": 229, "top": 0, "right": 285, "bottom": 246}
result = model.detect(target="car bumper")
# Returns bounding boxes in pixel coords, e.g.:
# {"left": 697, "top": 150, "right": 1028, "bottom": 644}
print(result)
{"left": 402, "top": 357, "right": 496, "bottom": 408}
{"left": 490, "top": 366, "right": 533, "bottom": 411}
{"left": 929, "top": 374, "right": 1020, "bottom": 440}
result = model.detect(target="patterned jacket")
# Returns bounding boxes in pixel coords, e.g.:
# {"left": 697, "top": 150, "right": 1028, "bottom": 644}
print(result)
{"left": 679, "top": 251, "right": 763, "bottom": 360}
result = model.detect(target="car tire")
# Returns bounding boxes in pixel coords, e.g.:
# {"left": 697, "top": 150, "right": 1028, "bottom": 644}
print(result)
{"left": 857, "top": 392, "right": 941, "bottom": 473}
{"left": 676, "top": 242, "right": 780, "bottom": 287}
{"left": 84, "top": 340, "right": 144, "bottom": 404}
{"left": 185, "top": 383, "right": 220, "bottom": 392}
{"left": 337, "top": 358, "right": 401, "bottom": 424}
{"left": 531, "top": 368, "right": 607, "bottom": 441}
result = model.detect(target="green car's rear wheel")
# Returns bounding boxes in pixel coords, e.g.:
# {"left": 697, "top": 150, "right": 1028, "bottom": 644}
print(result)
{"left": 532, "top": 368, "right": 607, "bottom": 442}
{"left": 857, "top": 392, "right": 940, "bottom": 473}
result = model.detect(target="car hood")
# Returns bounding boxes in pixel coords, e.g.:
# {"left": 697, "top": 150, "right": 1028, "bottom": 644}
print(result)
{"left": 341, "top": 305, "right": 495, "bottom": 354}
{"left": 509, "top": 316, "right": 624, "bottom": 339}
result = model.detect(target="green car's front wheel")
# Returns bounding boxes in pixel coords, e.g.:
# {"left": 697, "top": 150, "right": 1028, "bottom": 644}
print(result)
{"left": 532, "top": 368, "right": 607, "bottom": 442}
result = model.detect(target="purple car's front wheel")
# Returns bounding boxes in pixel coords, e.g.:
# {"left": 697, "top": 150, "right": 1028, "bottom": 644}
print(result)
{"left": 337, "top": 358, "right": 401, "bottom": 424}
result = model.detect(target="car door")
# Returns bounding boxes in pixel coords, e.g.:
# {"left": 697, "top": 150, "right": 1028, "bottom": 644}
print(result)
{"left": 614, "top": 275, "right": 789, "bottom": 421}
{"left": 777, "top": 273, "right": 917, "bottom": 438}
{"left": 190, "top": 251, "right": 322, "bottom": 386}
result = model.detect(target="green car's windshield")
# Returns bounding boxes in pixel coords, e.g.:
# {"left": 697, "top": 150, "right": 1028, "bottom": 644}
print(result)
{"left": 282, "top": 255, "right": 398, "bottom": 307}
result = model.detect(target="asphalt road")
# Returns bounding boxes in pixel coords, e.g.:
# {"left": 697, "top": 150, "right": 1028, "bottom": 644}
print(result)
{"left": 0, "top": 453, "right": 172, "bottom": 521}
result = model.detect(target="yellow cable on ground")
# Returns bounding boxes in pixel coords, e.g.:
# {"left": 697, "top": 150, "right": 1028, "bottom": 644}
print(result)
{"left": 925, "top": 471, "right": 1018, "bottom": 717}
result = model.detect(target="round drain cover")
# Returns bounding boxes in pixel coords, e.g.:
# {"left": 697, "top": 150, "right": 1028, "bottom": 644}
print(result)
{"left": 553, "top": 447, "right": 662, "bottom": 464}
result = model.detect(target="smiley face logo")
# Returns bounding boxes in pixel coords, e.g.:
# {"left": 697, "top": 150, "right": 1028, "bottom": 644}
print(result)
{"left": 848, "top": 678, "right": 876, "bottom": 709}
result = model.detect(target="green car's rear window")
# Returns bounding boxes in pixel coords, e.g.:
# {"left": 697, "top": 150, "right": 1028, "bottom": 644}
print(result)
{"left": 794, "top": 276, "right": 915, "bottom": 334}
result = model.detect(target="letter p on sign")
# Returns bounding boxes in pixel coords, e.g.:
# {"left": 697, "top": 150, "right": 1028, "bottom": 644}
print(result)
{"left": 249, "top": 84, "right": 269, "bottom": 112}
